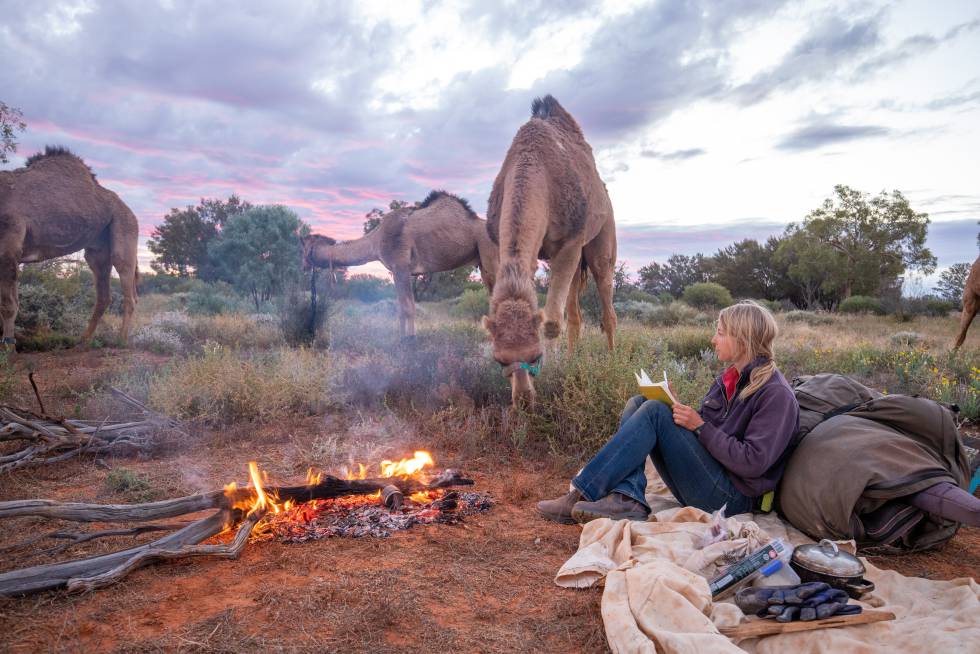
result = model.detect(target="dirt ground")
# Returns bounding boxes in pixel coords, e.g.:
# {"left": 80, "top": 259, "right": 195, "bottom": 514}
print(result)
{"left": 0, "top": 349, "right": 977, "bottom": 653}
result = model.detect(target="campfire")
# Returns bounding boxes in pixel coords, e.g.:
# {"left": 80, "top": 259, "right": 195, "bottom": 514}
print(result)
{"left": 0, "top": 451, "right": 490, "bottom": 596}
{"left": 225, "top": 452, "right": 493, "bottom": 541}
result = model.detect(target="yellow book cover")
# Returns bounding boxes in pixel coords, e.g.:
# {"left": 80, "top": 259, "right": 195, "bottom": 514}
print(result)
{"left": 635, "top": 369, "right": 677, "bottom": 406}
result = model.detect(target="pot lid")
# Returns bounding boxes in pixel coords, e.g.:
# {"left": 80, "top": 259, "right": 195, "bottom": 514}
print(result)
{"left": 792, "top": 539, "right": 866, "bottom": 577}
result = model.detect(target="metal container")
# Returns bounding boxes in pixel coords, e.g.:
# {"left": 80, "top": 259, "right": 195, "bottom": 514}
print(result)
{"left": 790, "top": 539, "right": 875, "bottom": 599}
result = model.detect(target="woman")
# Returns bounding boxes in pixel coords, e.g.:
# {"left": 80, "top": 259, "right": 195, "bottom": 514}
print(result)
{"left": 538, "top": 300, "right": 800, "bottom": 523}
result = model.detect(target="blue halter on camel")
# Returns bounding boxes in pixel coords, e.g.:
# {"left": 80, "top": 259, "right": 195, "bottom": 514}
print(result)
{"left": 501, "top": 357, "right": 542, "bottom": 378}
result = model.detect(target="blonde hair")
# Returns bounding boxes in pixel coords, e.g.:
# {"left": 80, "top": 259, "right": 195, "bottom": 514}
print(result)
{"left": 718, "top": 300, "right": 779, "bottom": 401}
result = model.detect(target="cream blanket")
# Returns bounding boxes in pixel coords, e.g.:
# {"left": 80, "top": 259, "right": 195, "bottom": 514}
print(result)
{"left": 555, "top": 463, "right": 980, "bottom": 653}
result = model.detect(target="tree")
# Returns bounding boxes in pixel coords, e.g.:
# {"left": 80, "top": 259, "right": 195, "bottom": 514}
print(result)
{"left": 362, "top": 200, "right": 410, "bottom": 234}
{"left": 773, "top": 227, "right": 842, "bottom": 309}
{"left": 413, "top": 266, "right": 479, "bottom": 301}
{"left": 637, "top": 254, "right": 708, "bottom": 298}
{"left": 208, "top": 205, "right": 309, "bottom": 309}
{"left": 708, "top": 239, "right": 784, "bottom": 300}
{"left": 0, "top": 101, "right": 27, "bottom": 164}
{"left": 935, "top": 262, "right": 971, "bottom": 305}
{"left": 800, "top": 185, "right": 936, "bottom": 298}
{"left": 148, "top": 196, "right": 252, "bottom": 277}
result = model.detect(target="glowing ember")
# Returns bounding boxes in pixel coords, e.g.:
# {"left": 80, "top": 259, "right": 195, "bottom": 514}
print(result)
{"left": 218, "top": 451, "right": 480, "bottom": 542}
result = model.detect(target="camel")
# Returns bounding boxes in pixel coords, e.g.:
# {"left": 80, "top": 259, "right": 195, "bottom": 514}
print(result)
{"left": 0, "top": 146, "right": 139, "bottom": 347}
{"left": 953, "top": 254, "right": 980, "bottom": 349}
{"left": 483, "top": 95, "right": 617, "bottom": 406}
{"left": 302, "top": 190, "right": 498, "bottom": 337}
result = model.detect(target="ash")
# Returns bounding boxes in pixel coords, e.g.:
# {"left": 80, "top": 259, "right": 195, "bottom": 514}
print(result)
{"left": 265, "top": 491, "right": 494, "bottom": 541}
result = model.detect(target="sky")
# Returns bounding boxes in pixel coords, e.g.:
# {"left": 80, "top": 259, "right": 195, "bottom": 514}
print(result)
{"left": 2, "top": 0, "right": 978, "bottom": 289}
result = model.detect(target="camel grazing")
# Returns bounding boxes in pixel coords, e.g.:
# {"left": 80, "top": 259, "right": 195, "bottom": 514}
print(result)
{"left": 0, "top": 146, "right": 139, "bottom": 347}
{"left": 953, "top": 254, "right": 980, "bottom": 349}
{"left": 483, "top": 95, "right": 617, "bottom": 406}
{"left": 302, "top": 190, "right": 498, "bottom": 337}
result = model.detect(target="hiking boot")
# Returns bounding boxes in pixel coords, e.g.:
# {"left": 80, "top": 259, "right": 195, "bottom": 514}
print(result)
{"left": 536, "top": 490, "right": 582, "bottom": 524}
{"left": 572, "top": 493, "right": 649, "bottom": 523}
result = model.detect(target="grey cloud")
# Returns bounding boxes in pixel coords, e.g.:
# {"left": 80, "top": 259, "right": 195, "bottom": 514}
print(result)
{"left": 732, "top": 11, "right": 883, "bottom": 105}
{"left": 640, "top": 147, "right": 706, "bottom": 161}
{"left": 854, "top": 17, "right": 980, "bottom": 79}
{"left": 776, "top": 121, "right": 890, "bottom": 151}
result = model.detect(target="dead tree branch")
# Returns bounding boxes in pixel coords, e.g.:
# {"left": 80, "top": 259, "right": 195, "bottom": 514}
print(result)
{"left": 0, "top": 469, "right": 473, "bottom": 596}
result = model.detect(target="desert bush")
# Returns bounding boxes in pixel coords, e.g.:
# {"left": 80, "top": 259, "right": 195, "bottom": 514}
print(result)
{"left": 746, "top": 298, "right": 781, "bottom": 313}
{"left": 15, "top": 284, "right": 69, "bottom": 333}
{"left": 662, "top": 327, "right": 714, "bottom": 359}
{"left": 889, "top": 331, "right": 923, "bottom": 348}
{"left": 131, "top": 324, "right": 184, "bottom": 354}
{"left": 279, "top": 287, "right": 330, "bottom": 347}
{"left": 186, "top": 287, "right": 234, "bottom": 315}
{"left": 451, "top": 288, "right": 490, "bottom": 321}
{"left": 682, "top": 282, "right": 733, "bottom": 310}
{"left": 339, "top": 322, "right": 507, "bottom": 408}
{"left": 327, "top": 303, "right": 401, "bottom": 354}
{"left": 105, "top": 468, "right": 155, "bottom": 503}
{"left": 839, "top": 295, "right": 884, "bottom": 315}
{"left": 188, "top": 314, "right": 283, "bottom": 349}
{"left": 147, "top": 344, "right": 338, "bottom": 424}
{"left": 782, "top": 310, "right": 834, "bottom": 326}
{"left": 335, "top": 274, "right": 396, "bottom": 303}
{"left": 614, "top": 301, "right": 701, "bottom": 327}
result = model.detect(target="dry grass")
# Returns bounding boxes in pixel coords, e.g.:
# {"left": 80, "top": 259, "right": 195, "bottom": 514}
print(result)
{"left": 147, "top": 345, "right": 340, "bottom": 424}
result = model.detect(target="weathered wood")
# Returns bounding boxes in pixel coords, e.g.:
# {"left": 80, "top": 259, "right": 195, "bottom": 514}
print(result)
{"left": 0, "top": 470, "right": 473, "bottom": 523}
{"left": 0, "top": 510, "right": 230, "bottom": 596}
{"left": 719, "top": 610, "right": 896, "bottom": 639}
{"left": 66, "top": 509, "right": 264, "bottom": 593}
{"left": 0, "top": 468, "right": 474, "bottom": 596}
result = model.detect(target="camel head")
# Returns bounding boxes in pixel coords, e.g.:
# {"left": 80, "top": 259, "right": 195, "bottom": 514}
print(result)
{"left": 301, "top": 234, "right": 336, "bottom": 271}
{"left": 482, "top": 296, "right": 544, "bottom": 407}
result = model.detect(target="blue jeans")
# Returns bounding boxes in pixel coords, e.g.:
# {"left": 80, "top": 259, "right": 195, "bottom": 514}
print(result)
{"left": 571, "top": 396, "right": 754, "bottom": 514}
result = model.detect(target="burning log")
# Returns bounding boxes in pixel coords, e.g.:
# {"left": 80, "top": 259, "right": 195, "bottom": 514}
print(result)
{"left": 0, "top": 388, "right": 184, "bottom": 473}
{"left": 0, "top": 467, "right": 475, "bottom": 596}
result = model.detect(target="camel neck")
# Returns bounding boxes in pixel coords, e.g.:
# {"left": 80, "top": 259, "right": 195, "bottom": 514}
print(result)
{"left": 317, "top": 230, "right": 381, "bottom": 267}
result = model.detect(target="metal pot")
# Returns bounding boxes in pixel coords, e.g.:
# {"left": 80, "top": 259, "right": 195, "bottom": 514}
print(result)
{"left": 790, "top": 539, "right": 875, "bottom": 599}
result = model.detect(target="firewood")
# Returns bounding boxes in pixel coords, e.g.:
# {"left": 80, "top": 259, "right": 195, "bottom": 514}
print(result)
{"left": 0, "top": 469, "right": 474, "bottom": 596}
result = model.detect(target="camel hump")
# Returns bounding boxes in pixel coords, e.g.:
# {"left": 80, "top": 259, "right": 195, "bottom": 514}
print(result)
{"left": 418, "top": 189, "right": 477, "bottom": 219}
{"left": 24, "top": 145, "right": 97, "bottom": 181}
{"left": 530, "top": 95, "right": 583, "bottom": 137}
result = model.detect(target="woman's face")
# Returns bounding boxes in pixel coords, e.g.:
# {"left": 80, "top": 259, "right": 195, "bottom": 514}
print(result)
{"left": 711, "top": 321, "right": 741, "bottom": 364}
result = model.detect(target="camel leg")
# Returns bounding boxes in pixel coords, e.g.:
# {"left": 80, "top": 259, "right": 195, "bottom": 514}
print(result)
{"left": 583, "top": 223, "right": 618, "bottom": 351}
{"left": 111, "top": 251, "right": 138, "bottom": 347}
{"left": 79, "top": 247, "right": 112, "bottom": 345}
{"left": 393, "top": 271, "right": 416, "bottom": 338}
{"left": 0, "top": 256, "right": 17, "bottom": 346}
{"left": 565, "top": 261, "right": 587, "bottom": 350}
{"left": 542, "top": 243, "right": 583, "bottom": 341}
{"left": 953, "top": 295, "right": 977, "bottom": 350}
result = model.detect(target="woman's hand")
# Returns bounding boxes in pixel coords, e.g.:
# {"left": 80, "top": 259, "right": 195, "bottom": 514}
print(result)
{"left": 672, "top": 402, "right": 705, "bottom": 432}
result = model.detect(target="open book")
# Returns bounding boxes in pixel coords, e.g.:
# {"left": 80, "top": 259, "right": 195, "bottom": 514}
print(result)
{"left": 635, "top": 369, "right": 678, "bottom": 406}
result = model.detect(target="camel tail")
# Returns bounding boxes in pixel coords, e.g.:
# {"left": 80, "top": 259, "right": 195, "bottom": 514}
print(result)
{"left": 134, "top": 267, "right": 140, "bottom": 303}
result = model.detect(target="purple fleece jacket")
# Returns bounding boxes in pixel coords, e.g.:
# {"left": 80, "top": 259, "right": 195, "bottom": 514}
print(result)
{"left": 696, "top": 357, "right": 800, "bottom": 497}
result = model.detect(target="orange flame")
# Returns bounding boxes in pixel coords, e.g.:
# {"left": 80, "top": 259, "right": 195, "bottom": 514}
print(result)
{"left": 380, "top": 451, "right": 434, "bottom": 478}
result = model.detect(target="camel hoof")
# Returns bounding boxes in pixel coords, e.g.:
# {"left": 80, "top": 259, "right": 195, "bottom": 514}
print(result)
{"left": 543, "top": 321, "right": 561, "bottom": 339}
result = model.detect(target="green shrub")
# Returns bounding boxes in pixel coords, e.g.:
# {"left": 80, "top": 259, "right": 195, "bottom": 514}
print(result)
{"left": 889, "top": 331, "right": 922, "bottom": 348}
{"left": 105, "top": 468, "right": 155, "bottom": 503}
{"left": 746, "top": 298, "right": 781, "bottom": 313}
{"left": 663, "top": 327, "right": 714, "bottom": 359}
{"left": 15, "top": 284, "right": 69, "bottom": 333}
{"left": 839, "top": 295, "right": 884, "bottom": 315}
{"left": 682, "top": 282, "right": 733, "bottom": 310}
{"left": 336, "top": 274, "right": 396, "bottom": 303}
{"left": 614, "top": 301, "right": 701, "bottom": 327}
{"left": 279, "top": 288, "right": 330, "bottom": 347}
{"left": 451, "top": 288, "right": 490, "bottom": 321}
{"left": 783, "top": 310, "right": 833, "bottom": 325}
{"left": 186, "top": 287, "right": 234, "bottom": 315}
